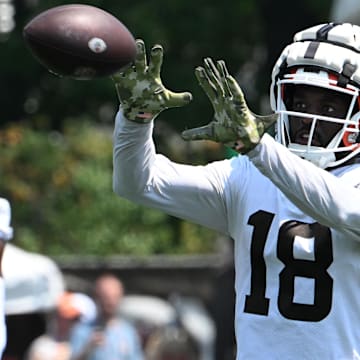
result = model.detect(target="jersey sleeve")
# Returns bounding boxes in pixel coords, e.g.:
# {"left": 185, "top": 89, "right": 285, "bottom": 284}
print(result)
{"left": 248, "top": 133, "right": 360, "bottom": 239}
{"left": 112, "top": 110, "right": 233, "bottom": 234}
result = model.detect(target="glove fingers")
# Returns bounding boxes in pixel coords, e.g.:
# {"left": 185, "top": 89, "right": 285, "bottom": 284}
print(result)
{"left": 112, "top": 63, "right": 134, "bottom": 83}
{"left": 204, "top": 58, "right": 224, "bottom": 97}
{"left": 134, "top": 39, "right": 147, "bottom": 74}
{"left": 166, "top": 91, "right": 193, "bottom": 108}
{"left": 217, "top": 60, "right": 233, "bottom": 98}
{"left": 225, "top": 75, "right": 244, "bottom": 101}
{"left": 217, "top": 59, "right": 230, "bottom": 77}
{"left": 181, "top": 124, "right": 215, "bottom": 141}
{"left": 148, "top": 44, "right": 163, "bottom": 78}
{"left": 195, "top": 67, "right": 217, "bottom": 103}
{"left": 182, "top": 122, "right": 236, "bottom": 143}
{"left": 256, "top": 113, "right": 278, "bottom": 132}
{"left": 111, "top": 73, "right": 122, "bottom": 83}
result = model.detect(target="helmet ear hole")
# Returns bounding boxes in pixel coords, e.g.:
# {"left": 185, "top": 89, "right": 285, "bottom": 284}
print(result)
{"left": 341, "top": 112, "right": 360, "bottom": 146}
{"left": 343, "top": 128, "right": 358, "bottom": 146}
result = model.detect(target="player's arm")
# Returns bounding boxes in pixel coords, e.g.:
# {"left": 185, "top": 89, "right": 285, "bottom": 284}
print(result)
{"left": 112, "top": 41, "right": 230, "bottom": 233}
{"left": 248, "top": 134, "right": 360, "bottom": 238}
{"left": 112, "top": 38, "right": 192, "bottom": 195}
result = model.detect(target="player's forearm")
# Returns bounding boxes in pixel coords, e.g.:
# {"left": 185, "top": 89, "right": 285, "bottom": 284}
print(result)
{"left": 248, "top": 134, "right": 360, "bottom": 237}
{"left": 113, "top": 109, "right": 156, "bottom": 198}
{"left": 112, "top": 110, "right": 229, "bottom": 233}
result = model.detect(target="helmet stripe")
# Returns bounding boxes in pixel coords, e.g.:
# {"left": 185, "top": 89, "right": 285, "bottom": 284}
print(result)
{"left": 304, "top": 41, "right": 320, "bottom": 59}
{"left": 316, "top": 23, "right": 340, "bottom": 40}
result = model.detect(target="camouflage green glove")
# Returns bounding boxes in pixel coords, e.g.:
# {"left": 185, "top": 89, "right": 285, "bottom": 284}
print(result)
{"left": 112, "top": 39, "right": 192, "bottom": 123}
{"left": 181, "top": 58, "right": 277, "bottom": 153}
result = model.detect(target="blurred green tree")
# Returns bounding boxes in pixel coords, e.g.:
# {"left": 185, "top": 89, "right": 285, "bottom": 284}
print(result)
{"left": 0, "top": 118, "right": 218, "bottom": 255}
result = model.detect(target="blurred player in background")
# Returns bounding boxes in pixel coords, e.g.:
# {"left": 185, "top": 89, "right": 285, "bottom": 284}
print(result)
{"left": 69, "top": 273, "right": 143, "bottom": 360}
{"left": 111, "top": 22, "right": 360, "bottom": 359}
{"left": 26, "top": 291, "right": 96, "bottom": 360}
{"left": 0, "top": 198, "right": 13, "bottom": 357}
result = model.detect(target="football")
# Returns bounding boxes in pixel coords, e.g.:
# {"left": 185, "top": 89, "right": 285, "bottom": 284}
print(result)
{"left": 23, "top": 4, "right": 137, "bottom": 80}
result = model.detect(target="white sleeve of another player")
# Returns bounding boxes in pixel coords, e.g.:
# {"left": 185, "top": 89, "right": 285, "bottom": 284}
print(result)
{"left": 113, "top": 110, "right": 231, "bottom": 234}
{"left": 248, "top": 133, "right": 360, "bottom": 238}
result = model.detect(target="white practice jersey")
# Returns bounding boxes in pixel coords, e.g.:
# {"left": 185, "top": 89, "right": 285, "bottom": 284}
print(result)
{"left": 113, "top": 112, "right": 360, "bottom": 360}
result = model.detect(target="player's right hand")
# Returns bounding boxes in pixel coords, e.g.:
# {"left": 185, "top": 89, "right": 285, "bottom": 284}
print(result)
{"left": 112, "top": 39, "right": 192, "bottom": 123}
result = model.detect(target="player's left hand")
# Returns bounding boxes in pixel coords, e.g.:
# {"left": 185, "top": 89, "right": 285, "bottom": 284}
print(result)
{"left": 181, "top": 58, "right": 277, "bottom": 153}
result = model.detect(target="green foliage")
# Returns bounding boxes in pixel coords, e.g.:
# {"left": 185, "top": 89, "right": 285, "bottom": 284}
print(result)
{"left": 0, "top": 119, "right": 218, "bottom": 255}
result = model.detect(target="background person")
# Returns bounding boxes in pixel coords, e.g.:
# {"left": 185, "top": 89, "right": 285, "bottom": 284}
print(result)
{"left": 69, "top": 273, "right": 143, "bottom": 360}
{"left": 25, "top": 291, "right": 96, "bottom": 360}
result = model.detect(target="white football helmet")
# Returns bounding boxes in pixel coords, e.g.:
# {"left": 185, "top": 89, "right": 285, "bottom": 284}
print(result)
{"left": 270, "top": 23, "right": 360, "bottom": 168}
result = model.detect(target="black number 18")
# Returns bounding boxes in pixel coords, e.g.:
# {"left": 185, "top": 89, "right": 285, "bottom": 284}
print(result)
{"left": 244, "top": 210, "right": 333, "bottom": 322}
